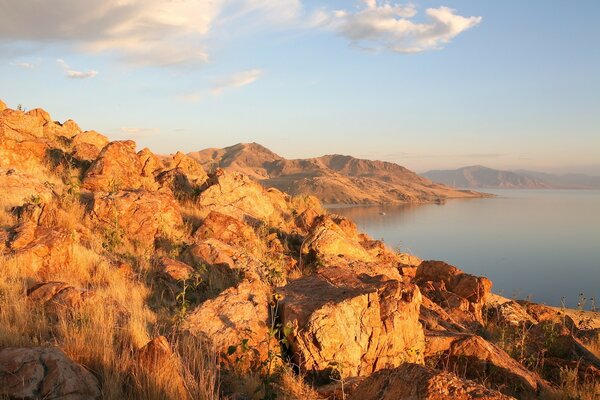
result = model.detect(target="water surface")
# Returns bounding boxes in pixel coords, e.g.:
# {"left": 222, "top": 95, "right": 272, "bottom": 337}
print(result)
{"left": 330, "top": 190, "right": 600, "bottom": 308}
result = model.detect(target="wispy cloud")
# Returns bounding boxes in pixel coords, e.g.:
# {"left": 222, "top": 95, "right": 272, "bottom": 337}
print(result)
{"left": 319, "top": 1, "right": 482, "bottom": 54}
{"left": 10, "top": 61, "right": 34, "bottom": 69}
{"left": 120, "top": 127, "right": 159, "bottom": 135}
{"left": 212, "top": 69, "right": 263, "bottom": 95}
{"left": 57, "top": 59, "right": 98, "bottom": 79}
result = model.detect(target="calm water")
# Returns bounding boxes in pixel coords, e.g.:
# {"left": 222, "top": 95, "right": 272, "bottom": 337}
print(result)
{"left": 330, "top": 190, "right": 600, "bottom": 308}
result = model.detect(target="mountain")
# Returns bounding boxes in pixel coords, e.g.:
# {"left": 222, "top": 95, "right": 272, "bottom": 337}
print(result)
{"left": 189, "top": 143, "right": 488, "bottom": 204}
{"left": 515, "top": 170, "right": 600, "bottom": 189}
{"left": 422, "top": 166, "right": 551, "bottom": 189}
{"left": 423, "top": 165, "right": 600, "bottom": 189}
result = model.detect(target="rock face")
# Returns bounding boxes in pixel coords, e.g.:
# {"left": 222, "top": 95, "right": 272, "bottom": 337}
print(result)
{"left": 193, "top": 211, "right": 258, "bottom": 248}
{"left": 426, "top": 334, "right": 549, "bottom": 397}
{"left": 90, "top": 190, "right": 183, "bottom": 247}
{"left": 280, "top": 267, "right": 424, "bottom": 378}
{"left": 0, "top": 347, "right": 100, "bottom": 400}
{"left": 184, "top": 279, "right": 275, "bottom": 371}
{"left": 83, "top": 140, "right": 156, "bottom": 191}
{"left": 197, "top": 171, "right": 292, "bottom": 227}
{"left": 7, "top": 223, "right": 74, "bottom": 275}
{"left": 415, "top": 261, "right": 492, "bottom": 327}
{"left": 349, "top": 363, "right": 515, "bottom": 400}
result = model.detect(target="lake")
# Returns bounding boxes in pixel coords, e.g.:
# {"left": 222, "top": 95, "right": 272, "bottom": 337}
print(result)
{"left": 330, "top": 190, "right": 600, "bottom": 308}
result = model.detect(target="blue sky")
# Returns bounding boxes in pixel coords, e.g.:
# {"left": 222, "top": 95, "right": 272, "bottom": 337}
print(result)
{"left": 1, "top": 0, "right": 599, "bottom": 174}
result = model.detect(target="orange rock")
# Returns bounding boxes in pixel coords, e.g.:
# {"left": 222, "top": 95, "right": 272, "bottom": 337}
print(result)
{"left": 83, "top": 140, "right": 156, "bottom": 191}
{"left": 280, "top": 267, "right": 425, "bottom": 379}
{"left": 138, "top": 147, "right": 164, "bottom": 177}
{"left": 0, "top": 347, "right": 100, "bottom": 399}
{"left": 193, "top": 211, "right": 258, "bottom": 248}
{"left": 348, "top": 363, "right": 515, "bottom": 400}
{"left": 158, "top": 256, "right": 195, "bottom": 281}
{"left": 427, "top": 334, "right": 550, "bottom": 397}
{"left": 184, "top": 279, "right": 275, "bottom": 372}
{"left": 90, "top": 190, "right": 183, "bottom": 247}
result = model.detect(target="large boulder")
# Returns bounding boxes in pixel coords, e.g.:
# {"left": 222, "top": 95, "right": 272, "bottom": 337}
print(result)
{"left": 193, "top": 211, "right": 258, "bottom": 248}
{"left": 184, "top": 279, "right": 275, "bottom": 371}
{"left": 416, "top": 261, "right": 492, "bottom": 327}
{"left": 0, "top": 109, "right": 50, "bottom": 170}
{"left": 427, "top": 334, "right": 549, "bottom": 397}
{"left": 301, "top": 214, "right": 375, "bottom": 263}
{"left": 348, "top": 363, "right": 514, "bottom": 400}
{"left": 82, "top": 140, "right": 156, "bottom": 191}
{"left": 0, "top": 169, "right": 55, "bottom": 208}
{"left": 0, "top": 347, "right": 100, "bottom": 400}
{"left": 90, "top": 190, "right": 183, "bottom": 247}
{"left": 280, "top": 267, "right": 425, "bottom": 379}
{"left": 197, "top": 171, "right": 292, "bottom": 228}
{"left": 7, "top": 223, "right": 74, "bottom": 275}
{"left": 137, "top": 148, "right": 164, "bottom": 177}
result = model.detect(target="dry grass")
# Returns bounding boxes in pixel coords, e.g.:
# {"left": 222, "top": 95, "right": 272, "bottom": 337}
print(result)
{"left": 0, "top": 232, "right": 220, "bottom": 399}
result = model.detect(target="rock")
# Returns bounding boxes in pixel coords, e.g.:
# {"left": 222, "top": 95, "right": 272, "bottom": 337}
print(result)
{"left": 8, "top": 224, "right": 74, "bottom": 275}
{"left": 0, "top": 169, "right": 55, "bottom": 208}
{"left": 415, "top": 261, "right": 492, "bottom": 326}
{"left": 280, "top": 267, "right": 424, "bottom": 379}
{"left": 90, "top": 190, "right": 183, "bottom": 247}
{"left": 0, "top": 347, "right": 100, "bottom": 400}
{"left": 164, "top": 151, "right": 207, "bottom": 183}
{"left": 0, "top": 108, "right": 45, "bottom": 139}
{"left": 184, "top": 279, "right": 275, "bottom": 371}
{"left": 26, "top": 108, "right": 53, "bottom": 125}
{"left": 193, "top": 211, "right": 258, "bottom": 248}
{"left": 138, "top": 148, "right": 164, "bottom": 177}
{"left": 197, "top": 171, "right": 292, "bottom": 228}
{"left": 0, "top": 99, "right": 6, "bottom": 112}
{"left": 348, "top": 363, "right": 515, "bottom": 400}
{"left": 72, "top": 142, "right": 102, "bottom": 162}
{"left": 182, "top": 239, "right": 257, "bottom": 291}
{"left": 82, "top": 140, "right": 156, "bottom": 191}
{"left": 158, "top": 256, "right": 195, "bottom": 281}
{"left": 302, "top": 214, "right": 375, "bottom": 263}
{"left": 61, "top": 119, "right": 82, "bottom": 137}
{"left": 486, "top": 300, "right": 537, "bottom": 327}
{"left": 427, "top": 334, "right": 549, "bottom": 397}
{"left": 27, "top": 281, "right": 93, "bottom": 313}
{"left": 155, "top": 168, "right": 199, "bottom": 199}
{"left": 72, "top": 130, "right": 109, "bottom": 150}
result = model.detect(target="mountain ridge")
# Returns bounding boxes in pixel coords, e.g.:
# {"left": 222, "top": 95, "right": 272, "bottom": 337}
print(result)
{"left": 423, "top": 165, "right": 600, "bottom": 189}
{"left": 189, "top": 143, "right": 488, "bottom": 204}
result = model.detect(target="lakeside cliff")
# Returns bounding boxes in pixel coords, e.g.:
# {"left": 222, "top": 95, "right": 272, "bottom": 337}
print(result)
{"left": 0, "top": 99, "right": 598, "bottom": 400}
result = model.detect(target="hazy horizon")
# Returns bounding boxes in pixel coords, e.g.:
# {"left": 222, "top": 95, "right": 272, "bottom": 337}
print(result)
{"left": 1, "top": 1, "right": 599, "bottom": 175}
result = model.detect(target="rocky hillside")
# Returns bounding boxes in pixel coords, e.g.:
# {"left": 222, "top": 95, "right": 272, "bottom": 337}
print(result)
{"left": 1, "top": 99, "right": 599, "bottom": 400}
{"left": 189, "top": 143, "right": 488, "bottom": 204}
{"left": 423, "top": 166, "right": 551, "bottom": 189}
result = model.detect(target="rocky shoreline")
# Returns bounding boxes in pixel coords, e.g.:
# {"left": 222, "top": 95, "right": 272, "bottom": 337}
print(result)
{"left": 0, "top": 100, "right": 598, "bottom": 399}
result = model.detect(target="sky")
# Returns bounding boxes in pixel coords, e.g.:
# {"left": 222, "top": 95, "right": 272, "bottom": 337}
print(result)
{"left": 1, "top": 0, "right": 599, "bottom": 174}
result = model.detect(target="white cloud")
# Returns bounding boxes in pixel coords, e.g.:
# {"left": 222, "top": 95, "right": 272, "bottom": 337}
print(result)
{"left": 57, "top": 59, "right": 98, "bottom": 79}
{"left": 0, "top": 0, "right": 302, "bottom": 66}
{"left": 10, "top": 61, "right": 34, "bottom": 69}
{"left": 211, "top": 69, "right": 263, "bottom": 95}
{"left": 321, "top": 1, "right": 482, "bottom": 53}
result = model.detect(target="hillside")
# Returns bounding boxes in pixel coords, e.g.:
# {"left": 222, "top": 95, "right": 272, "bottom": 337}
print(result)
{"left": 1, "top": 99, "right": 599, "bottom": 400}
{"left": 189, "top": 143, "right": 487, "bottom": 204}
{"left": 515, "top": 169, "right": 600, "bottom": 189}
{"left": 423, "top": 165, "right": 551, "bottom": 189}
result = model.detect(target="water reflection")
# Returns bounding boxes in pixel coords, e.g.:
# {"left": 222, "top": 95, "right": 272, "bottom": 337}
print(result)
{"left": 330, "top": 190, "right": 600, "bottom": 307}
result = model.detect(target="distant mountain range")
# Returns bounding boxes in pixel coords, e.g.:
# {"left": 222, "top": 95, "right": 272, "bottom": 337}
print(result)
{"left": 422, "top": 165, "right": 600, "bottom": 189}
{"left": 188, "top": 143, "right": 487, "bottom": 204}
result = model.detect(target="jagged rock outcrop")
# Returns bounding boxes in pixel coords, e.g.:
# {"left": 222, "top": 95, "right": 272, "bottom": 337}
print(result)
{"left": 193, "top": 211, "right": 258, "bottom": 248}
{"left": 6, "top": 222, "right": 74, "bottom": 275}
{"left": 426, "top": 334, "right": 550, "bottom": 397}
{"left": 90, "top": 190, "right": 183, "bottom": 247}
{"left": 0, "top": 347, "right": 101, "bottom": 400}
{"left": 349, "top": 363, "right": 515, "bottom": 400}
{"left": 280, "top": 267, "right": 424, "bottom": 379}
{"left": 83, "top": 140, "right": 157, "bottom": 191}
{"left": 184, "top": 279, "right": 275, "bottom": 371}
